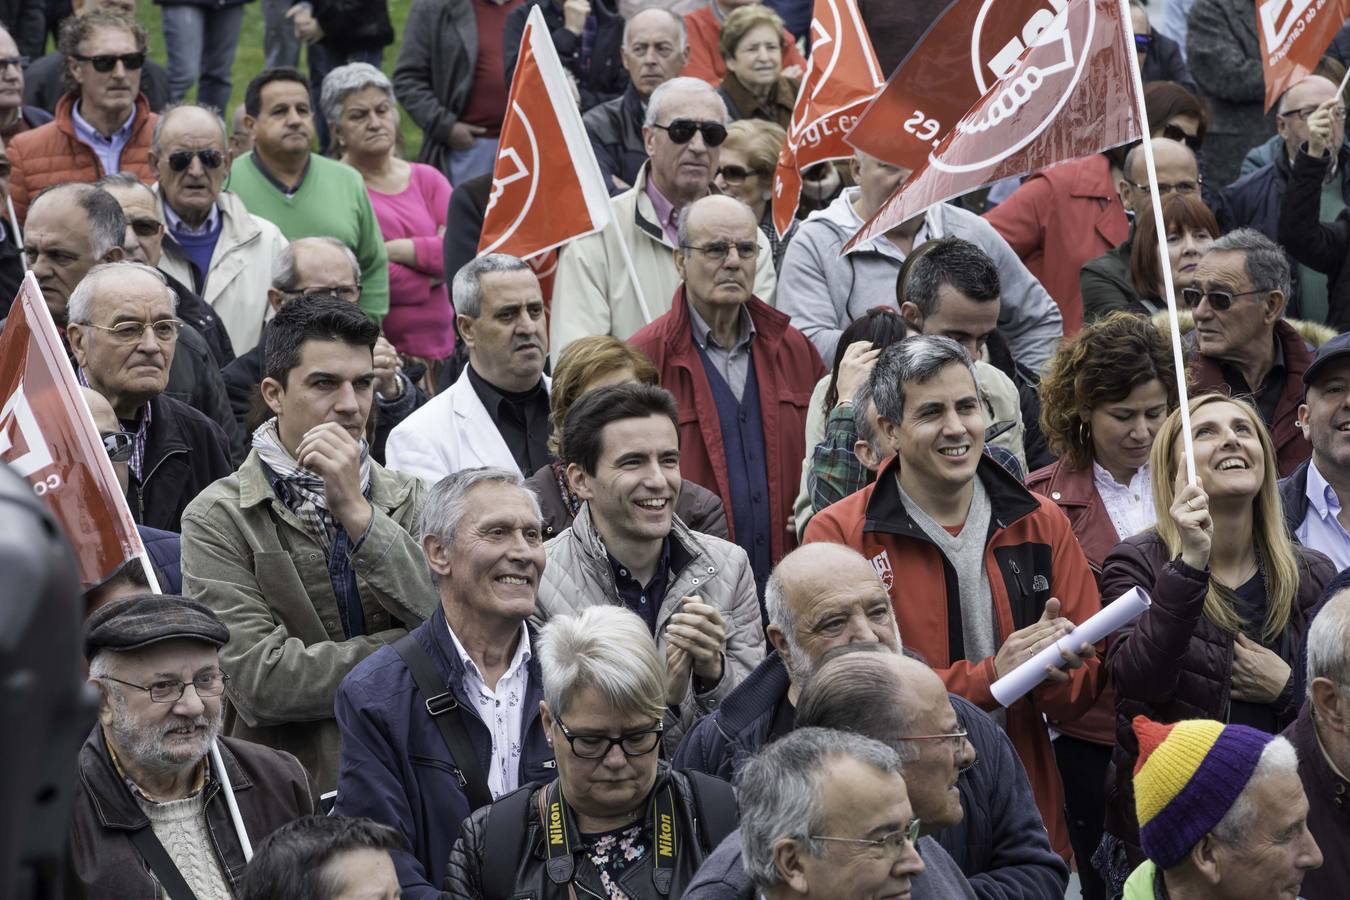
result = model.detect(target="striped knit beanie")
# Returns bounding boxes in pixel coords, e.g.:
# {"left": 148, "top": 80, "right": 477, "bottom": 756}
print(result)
{"left": 1132, "top": 716, "right": 1275, "bottom": 869}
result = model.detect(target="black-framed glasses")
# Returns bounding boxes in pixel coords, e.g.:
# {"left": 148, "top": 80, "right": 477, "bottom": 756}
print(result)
{"left": 652, "top": 118, "right": 727, "bottom": 146}
{"left": 73, "top": 52, "right": 146, "bottom": 72}
{"left": 80, "top": 318, "right": 182, "bottom": 343}
{"left": 1160, "top": 122, "right": 1203, "bottom": 152}
{"left": 101, "top": 429, "right": 134, "bottom": 463}
{"left": 1181, "top": 286, "right": 1271, "bottom": 311}
{"left": 811, "top": 819, "right": 922, "bottom": 858}
{"left": 280, "top": 284, "right": 361, "bottom": 304}
{"left": 1124, "top": 176, "right": 1202, "bottom": 196}
{"left": 1279, "top": 104, "right": 1347, "bottom": 122}
{"left": 680, "top": 240, "right": 759, "bottom": 262}
{"left": 167, "top": 148, "right": 224, "bottom": 172}
{"left": 716, "top": 164, "right": 754, "bottom": 183}
{"left": 0, "top": 56, "right": 28, "bottom": 71}
{"left": 556, "top": 717, "right": 663, "bottom": 759}
{"left": 100, "top": 672, "right": 230, "bottom": 703}
{"left": 129, "top": 217, "right": 164, "bottom": 238}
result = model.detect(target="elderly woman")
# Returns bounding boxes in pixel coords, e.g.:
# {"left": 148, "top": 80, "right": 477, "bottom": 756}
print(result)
{"left": 445, "top": 605, "right": 738, "bottom": 898}
{"left": 1025, "top": 312, "right": 1177, "bottom": 900}
{"left": 323, "top": 62, "right": 454, "bottom": 389}
{"left": 1095, "top": 393, "right": 1335, "bottom": 889}
{"left": 714, "top": 119, "right": 795, "bottom": 272}
{"left": 524, "top": 335, "right": 728, "bottom": 541}
{"left": 716, "top": 5, "right": 798, "bottom": 129}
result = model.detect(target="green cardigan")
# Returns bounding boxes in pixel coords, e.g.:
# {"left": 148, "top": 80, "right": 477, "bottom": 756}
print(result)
{"left": 227, "top": 152, "right": 390, "bottom": 325}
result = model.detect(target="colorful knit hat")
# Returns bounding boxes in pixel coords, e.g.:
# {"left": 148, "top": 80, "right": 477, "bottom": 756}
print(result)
{"left": 1132, "top": 716, "right": 1276, "bottom": 869}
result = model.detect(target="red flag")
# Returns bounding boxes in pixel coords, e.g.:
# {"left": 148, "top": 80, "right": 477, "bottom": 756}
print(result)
{"left": 0, "top": 273, "right": 144, "bottom": 588}
{"left": 846, "top": 0, "right": 1074, "bottom": 171}
{"left": 478, "top": 4, "right": 612, "bottom": 260}
{"left": 771, "top": 0, "right": 885, "bottom": 238}
{"left": 844, "top": 0, "right": 1141, "bottom": 253}
{"left": 1256, "top": 0, "right": 1350, "bottom": 112}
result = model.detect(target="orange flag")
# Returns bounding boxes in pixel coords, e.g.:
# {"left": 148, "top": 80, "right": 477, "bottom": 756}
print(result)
{"left": 0, "top": 273, "right": 145, "bottom": 588}
{"left": 771, "top": 0, "right": 885, "bottom": 239}
{"left": 844, "top": 0, "right": 1141, "bottom": 253}
{"left": 478, "top": 4, "right": 612, "bottom": 263}
{"left": 1256, "top": 0, "right": 1350, "bottom": 112}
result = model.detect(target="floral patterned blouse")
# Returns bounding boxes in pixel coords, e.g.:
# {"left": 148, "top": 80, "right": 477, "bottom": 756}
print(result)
{"left": 583, "top": 823, "right": 649, "bottom": 899}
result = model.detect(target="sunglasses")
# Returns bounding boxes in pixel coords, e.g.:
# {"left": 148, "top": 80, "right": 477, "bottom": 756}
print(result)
{"left": 1181, "top": 286, "right": 1270, "bottom": 311}
{"left": 167, "top": 148, "right": 224, "bottom": 172}
{"left": 1160, "top": 122, "right": 1203, "bottom": 152}
{"left": 1133, "top": 33, "right": 1153, "bottom": 51}
{"left": 74, "top": 52, "right": 145, "bottom": 72}
{"left": 0, "top": 56, "right": 27, "bottom": 71}
{"left": 652, "top": 118, "right": 727, "bottom": 146}
{"left": 716, "top": 164, "right": 756, "bottom": 183}
{"left": 129, "top": 217, "right": 163, "bottom": 238}
{"left": 101, "top": 430, "right": 134, "bottom": 463}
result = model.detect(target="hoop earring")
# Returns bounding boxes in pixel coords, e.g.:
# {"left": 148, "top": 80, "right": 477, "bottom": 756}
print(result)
{"left": 1078, "top": 420, "right": 1090, "bottom": 447}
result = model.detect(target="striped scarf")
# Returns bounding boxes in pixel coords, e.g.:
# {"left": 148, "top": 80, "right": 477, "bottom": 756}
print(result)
{"left": 251, "top": 418, "right": 371, "bottom": 551}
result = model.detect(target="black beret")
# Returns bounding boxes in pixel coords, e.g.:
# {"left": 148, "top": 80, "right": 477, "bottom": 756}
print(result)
{"left": 85, "top": 593, "right": 229, "bottom": 660}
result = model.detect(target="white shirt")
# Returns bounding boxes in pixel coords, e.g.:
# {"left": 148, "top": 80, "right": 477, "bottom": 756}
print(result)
{"left": 444, "top": 619, "right": 532, "bottom": 798}
{"left": 1296, "top": 460, "right": 1350, "bottom": 572}
{"left": 1092, "top": 462, "right": 1156, "bottom": 541}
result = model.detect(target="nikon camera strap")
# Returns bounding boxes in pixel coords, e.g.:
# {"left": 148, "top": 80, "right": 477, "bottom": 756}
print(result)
{"left": 538, "top": 779, "right": 679, "bottom": 895}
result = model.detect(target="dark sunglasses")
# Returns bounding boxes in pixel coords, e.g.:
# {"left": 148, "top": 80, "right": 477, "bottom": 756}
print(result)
{"left": 716, "top": 164, "right": 755, "bottom": 183}
{"left": 0, "top": 56, "right": 28, "bottom": 71}
{"left": 1181, "top": 286, "right": 1270, "bottom": 311}
{"left": 129, "top": 217, "right": 163, "bottom": 237}
{"left": 653, "top": 118, "right": 727, "bottom": 146}
{"left": 1161, "top": 122, "right": 1203, "bottom": 152}
{"left": 101, "top": 430, "right": 134, "bottom": 463}
{"left": 167, "top": 148, "right": 224, "bottom": 172}
{"left": 1133, "top": 33, "right": 1153, "bottom": 51}
{"left": 74, "top": 52, "right": 145, "bottom": 72}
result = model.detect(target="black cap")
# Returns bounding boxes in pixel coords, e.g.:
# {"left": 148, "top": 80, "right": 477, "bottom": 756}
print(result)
{"left": 84, "top": 593, "right": 229, "bottom": 660}
{"left": 1303, "top": 332, "right": 1350, "bottom": 391}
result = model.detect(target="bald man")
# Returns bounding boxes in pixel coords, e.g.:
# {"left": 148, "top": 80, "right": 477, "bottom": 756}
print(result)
{"left": 631, "top": 194, "right": 824, "bottom": 591}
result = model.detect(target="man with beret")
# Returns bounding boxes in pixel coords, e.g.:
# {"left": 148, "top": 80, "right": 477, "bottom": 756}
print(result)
{"left": 67, "top": 594, "right": 316, "bottom": 899}
{"left": 1122, "top": 715, "right": 1322, "bottom": 899}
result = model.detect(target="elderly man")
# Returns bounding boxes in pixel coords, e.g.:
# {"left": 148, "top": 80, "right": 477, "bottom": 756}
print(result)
{"left": 1187, "top": 229, "right": 1313, "bottom": 476}
{"left": 387, "top": 254, "right": 551, "bottom": 482}
{"left": 24, "top": 0, "right": 170, "bottom": 115}
{"left": 552, "top": 77, "right": 776, "bottom": 357}
{"left": 778, "top": 151, "right": 1062, "bottom": 370}
{"left": 67, "top": 261, "right": 231, "bottom": 532}
{"left": 630, "top": 194, "right": 821, "bottom": 588}
{"left": 675, "top": 544, "right": 1068, "bottom": 899}
{"left": 69, "top": 594, "right": 314, "bottom": 898}
{"left": 182, "top": 295, "right": 438, "bottom": 792}
{"left": 803, "top": 335, "right": 1101, "bottom": 859}
{"left": 333, "top": 468, "right": 555, "bottom": 900}
{"left": 536, "top": 383, "right": 763, "bottom": 746}
{"left": 583, "top": 7, "right": 689, "bottom": 194}
{"left": 1123, "top": 716, "right": 1322, "bottom": 898}
{"left": 228, "top": 67, "right": 389, "bottom": 326}
{"left": 152, "top": 103, "right": 288, "bottom": 353}
{"left": 9, "top": 9, "right": 158, "bottom": 222}
{"left": 0, "top": 25, "right": 52, "bottom": 140}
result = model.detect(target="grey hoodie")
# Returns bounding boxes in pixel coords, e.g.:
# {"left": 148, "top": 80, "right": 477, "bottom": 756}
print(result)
{"left": 776, "top": 189, "right": 1063, "bottom": 371}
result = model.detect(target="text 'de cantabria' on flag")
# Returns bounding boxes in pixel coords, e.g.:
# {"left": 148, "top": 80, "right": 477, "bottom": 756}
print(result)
{"left": 844, "top": 0, "right": 1142, "bottom": 253}
{"left": 1255, "top": 0, "right": 1350, "bottom": 112}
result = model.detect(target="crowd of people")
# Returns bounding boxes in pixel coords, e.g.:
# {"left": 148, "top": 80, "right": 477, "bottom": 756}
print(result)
{"left": 8, "top": 0, "right": 1350, "bottom": 898}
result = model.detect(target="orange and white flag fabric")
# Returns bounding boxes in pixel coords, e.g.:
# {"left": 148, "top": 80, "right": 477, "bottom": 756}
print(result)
{"left": 478, "top": 4, "right": 612, "bottom": 262}
{"left": 1255, "top": 0, "right": 1350, "bottom": 112}
{"left": 0, "top": 273, "right": 144, "bottom": 588}
{"left": 770, "top": 0, "right": 885, "bottom": 239}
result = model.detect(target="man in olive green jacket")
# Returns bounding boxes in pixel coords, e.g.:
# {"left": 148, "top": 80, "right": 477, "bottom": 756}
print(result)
{"left": 182, "top": 296, "right": 437, "bottom": 793}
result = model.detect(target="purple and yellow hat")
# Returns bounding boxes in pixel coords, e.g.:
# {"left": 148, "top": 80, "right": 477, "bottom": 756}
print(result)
{"left": 1132, "top": 716, "right": 1276, "bottom": 869}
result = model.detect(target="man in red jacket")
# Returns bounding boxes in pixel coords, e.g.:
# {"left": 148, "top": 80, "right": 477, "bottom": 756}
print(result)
{"left": 803, "top": 334, "right": 1101, "bottom": 861}
{"left": 630, "top": 194, "right": 824, "bottom": 595}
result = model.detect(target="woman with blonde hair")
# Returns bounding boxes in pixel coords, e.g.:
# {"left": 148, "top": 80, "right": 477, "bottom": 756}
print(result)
{"left": 714, "top": 119, "right": 795, "bottom": 271}
{"left": 1095, "top": 392, "right": 1333, "bottom": 887}
{"left": 522, "top": 335, "right": 728, "bottom": 540}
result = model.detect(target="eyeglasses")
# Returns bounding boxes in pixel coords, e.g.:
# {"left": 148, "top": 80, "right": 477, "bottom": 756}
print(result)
{"left": 652, "top": 118, "right": 728, "bottom": 146}
{"left": 680, "top": 240, "right": 759, "bottom": 262}
{"left": 80, "top": 318, "right": 182, "bottom": 343}
{"left": 1160, "top": 122, "right": 1203, "bottom": 152}
{"left": 0, "top": 56, "right": 28, "bottom": 71}
{"left": 1124, "top": 176, "right": 1202, "bottom": 196}
{"left": 280, "top": 285, "right": 361, "bottom": 304}
{"left": 1181, "top": 286, "right": 1271, "bottom": 311}
{"left": 1279, "top": 104, "right": 1347, "bottom": 122}
{"left": 101, "top": 429, "right": 134, "bottom": 463}
{"left": 1133, "top": 33, "right": 1153, "bottom": 51}
{"left": 811, "top": 819, "right": 922, "bottom": 858}
{"left": 167, "top": 148, "right": 224, "bottom": 172}
{"left": 129, "top": 217, "right": 164, "bottom": 238}
{"left": 896, "top": 727, "right": 976, "bottom": 771}
{"left": 100, "top": 672, "right": 230, "bottom": 703}
{"left": 716, "top": 164, "right": 756, "bottom": 183}
{"left": 555, "top": 717, "right": 664, "bottom": 759}
{"left": 73, "top": 52, "right": 146, "bottom": 72}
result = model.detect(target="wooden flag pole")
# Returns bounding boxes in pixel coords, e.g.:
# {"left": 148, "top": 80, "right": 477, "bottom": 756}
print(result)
{"left": 1118, "top": 0, "right": 1197, "bottom": 484}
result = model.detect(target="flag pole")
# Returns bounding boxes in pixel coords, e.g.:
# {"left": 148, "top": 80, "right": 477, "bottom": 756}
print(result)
{"left": 6, "top": 195, "right": 23, "bottom": 271}
{"left": 609, "top": 214, "right": 654, "bottom": 325}
{"left": 1118, "top": 0, "right": 1196, "bottom": 484}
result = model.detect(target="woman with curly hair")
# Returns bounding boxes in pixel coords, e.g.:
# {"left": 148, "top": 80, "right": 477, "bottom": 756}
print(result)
{"left": 1025, "top": 312, "right": 1179, "bottom": 900}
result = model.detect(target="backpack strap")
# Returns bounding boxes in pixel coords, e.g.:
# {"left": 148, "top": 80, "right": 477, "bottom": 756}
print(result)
{"left": 681, "top": 770, "right": 739, "bottom": 854}
{"left": 128, "top": 826, "right": 199, "bottom": 900}
{"left": 478, "top": 783, "right": 539, "bottom": 900}
{"left": 390, "top": 632, "right": 493, "bottom": 811}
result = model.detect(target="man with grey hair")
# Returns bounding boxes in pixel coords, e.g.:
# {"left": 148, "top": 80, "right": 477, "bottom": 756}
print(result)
{"left": 803, "top": 334, "right": 1102, "bottom": 860}
{"left": 152, "top": 103, "right": 288, "bottom": 353}
{"left": 333, "top": 466, "right": 555, "bottom": 900}
{"left": 583, "top": 7, "right": 690, "bottom": 193}
{"left": 387, "top": 253, "right": 552, "bottom": 483}
{"left": 67, "top": 260, "right": 232, "bottom": 532}
{"left": 553, "top": 76, "right": 776, "bottom": 358}
{"left": 1187, "top": 228, "right": 1314, "bottom": 476}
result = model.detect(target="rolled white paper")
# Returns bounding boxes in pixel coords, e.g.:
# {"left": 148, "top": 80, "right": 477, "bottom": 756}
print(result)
{"left": 989, "top": 586, "right": 1152, "bottom": 708}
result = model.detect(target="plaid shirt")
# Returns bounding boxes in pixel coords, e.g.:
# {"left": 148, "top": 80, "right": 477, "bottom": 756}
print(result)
{"left": 76, "top": 368, "right": 151, "bottom": 481}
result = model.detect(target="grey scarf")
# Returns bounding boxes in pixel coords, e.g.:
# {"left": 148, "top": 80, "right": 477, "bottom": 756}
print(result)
{"left": 251, "top": 417, "right": 371, "bottom": 549}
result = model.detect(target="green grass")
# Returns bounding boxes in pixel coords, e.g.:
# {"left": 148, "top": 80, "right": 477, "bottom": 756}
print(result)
{"left": 134, "top": 0, "right": 422, "bottom": 158}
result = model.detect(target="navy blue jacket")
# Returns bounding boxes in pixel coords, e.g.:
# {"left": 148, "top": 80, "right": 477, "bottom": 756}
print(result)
{"left": 332, "top": 607, "right": 556, "bottom": 900}
{"left": 1141, "top": 30, "right": 1197, "bottom": 94}
{"left": 672, "top": 654, "right": 1068, "bottom": 900}
{"left": 137, "top": 525, "right": 181, "bottom": 594}
{"left": 1278, "top": 147, "right": 1350, "bottom": 331}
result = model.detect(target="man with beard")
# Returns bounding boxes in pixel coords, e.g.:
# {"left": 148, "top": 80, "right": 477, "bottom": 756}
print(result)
{"left": 67, "top": 593, "right": 315, "bottom": 898}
